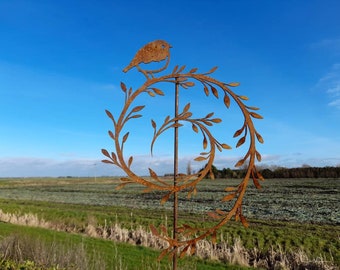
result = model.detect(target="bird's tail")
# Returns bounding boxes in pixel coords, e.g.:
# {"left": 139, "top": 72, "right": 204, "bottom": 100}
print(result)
{"left": 123, "top": 65, "right": 131, "bottom": 73}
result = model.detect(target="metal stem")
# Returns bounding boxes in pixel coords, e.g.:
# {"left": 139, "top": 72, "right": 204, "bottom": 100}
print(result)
{"left": 173, "top": 78, "right": 179, "bottom": 270}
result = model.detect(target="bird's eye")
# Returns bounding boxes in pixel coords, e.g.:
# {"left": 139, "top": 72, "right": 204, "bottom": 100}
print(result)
{"left": 161, "top": 44, "right": 165, "bottom": 49}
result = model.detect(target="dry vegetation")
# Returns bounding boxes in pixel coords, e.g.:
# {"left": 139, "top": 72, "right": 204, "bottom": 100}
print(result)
{"left": 0, "top": 177, "right": 339, "bottom": 269}
{"left": 0, "top": 210, "right": 338, "bottom": 270}
{"left": 0, "top": 233, "right": 105, "bottom": 270}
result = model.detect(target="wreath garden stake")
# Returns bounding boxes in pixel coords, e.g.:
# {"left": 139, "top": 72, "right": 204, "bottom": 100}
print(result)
{"left": 102, "top": 40, "right": 264, "bottom": 269}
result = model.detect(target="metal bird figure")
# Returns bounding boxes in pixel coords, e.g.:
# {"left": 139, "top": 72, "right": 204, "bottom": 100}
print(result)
{"left": 123, "top": 40, "right": 172, "bottom": 78}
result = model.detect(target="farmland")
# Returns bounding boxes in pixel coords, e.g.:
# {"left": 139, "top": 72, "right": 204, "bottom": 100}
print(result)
{"left": 0, "top": 177, "right": 339, "bottom": 269}
{"left": 0, "top": 177, "right": 338, "bottom": 224}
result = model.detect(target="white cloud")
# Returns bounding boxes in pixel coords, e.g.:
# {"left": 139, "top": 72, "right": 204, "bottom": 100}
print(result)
{"left": 2, "top": 151, "right": 339, "bottom": 178}
{"left": 328, "top": 99, "right": 340, "bottom": 109}
{"left": 311, "top": 38, "right": 340, "bottom": 109}
{"left": 317, "top": 63, "right": 340, "bottom": 109}
{"left": 0, "top": 154, "right": 244, "bottom": 178}
{"left": 0, "top": 157, "right": 114, "bottom": 178}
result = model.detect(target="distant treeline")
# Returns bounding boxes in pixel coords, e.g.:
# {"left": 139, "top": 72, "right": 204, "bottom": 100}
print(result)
{"left": 208, "top": 166, "right": 340, "bottom": 179}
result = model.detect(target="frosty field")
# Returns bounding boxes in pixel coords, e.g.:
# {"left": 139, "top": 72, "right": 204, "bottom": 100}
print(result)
{"left": 0, "top": 177, "right": 338, "bottom": 224}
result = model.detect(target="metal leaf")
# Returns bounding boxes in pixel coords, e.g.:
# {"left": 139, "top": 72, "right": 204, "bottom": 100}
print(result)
{"left": 158, "top": 248, "right": 170, "bottom": 262}
{"left": 115, "top": 183, "right": 128, "bottom": 190}
{"left": 183, "top": 103, "right": 191, "bottom": 113}
{"left": 120, "top": 82, "right": 127, "bottom": 92}
{"left": 129, "top": 114, "right": 142, "bottom": 119}
{"left": 239, "top": 95, "right": 249, "bottom": 100}
{"left": 222, "top": 192, "right": 236, "bottom": 201}
{"left": 233, "top": 126, "right": 244, "bottom": 138}
{"left": 150, "top": 224, "right": 159, "bottom": 236}
{"left": 256, "top": 132, "right": 264, "bottom": 143}
{"left": 185, "top": 81, "right": 195, "bottom": 87}
{"left": 190, "top": 243, "right": 196, "bottom": 255}
{"left": 151, "top": 119, "right": 157, "bottom": 129}
{"left": 211, "top": 86, "right": 219, "bottom": 98}
{"left": 194, "top": 156, "right": 207, "bottom": 161}
{"left": 122, "top": 132, "right": 129, "bottom": 143}
{"left": 240, "top": 215, "right": 249, "bottom": 228}
{"left": 131, "top": 105, "right": 145, "bottom": 113}
{"left": 101, "top": 149, "right": 110, "bottom": 158}
{"left": 256, "top": 151, "right": 262, "bottom": 161}
{"left": 128, "top": 156, "right": 133, "bottom": 167}
{"left": 164, "top": 115, "right": 170, "bottom": 123}
{"left": 224, "top": 94, "right": 230, "bottom": 108}
{"left": 178, "top": 65, "right": 186, "bottom": 73}
{"left": 192, "top": 124, "right": 199, "bottom": 133}
{"left": 189, "top": 68, "right": 198, "bottom": 73}
{"left": 221, "top": 143, "right": 232, "bottom": 149}
{"left": 207, "top": 66, "right": 218, "bottom": 74}
{"left": 101, "top": 159, "right": 114, "bottom": 164}
{"left": 203, "top": 120, "right": 213, "bottom": 126}
{"left": 203, "top": 85, "right": 209, "bottom": 96}
{"left": 250, "top": 112, "right": 263, "bottom": 119}
{"left": 105, "top": 110, "right": 114, "bottom": 121}
{"left": 257, "top": 171, "right": 265, "bottom": 180}
{"left": 203, "top": 136, "right": 208, "bottom": 149}
{"left": 147, "top": 90, "right": 156, "bottom": 97}
{"left": 161, "top": 192, "right": 172, "bottom": 204}
{"left": 211, "top": 118, "right": 222, "bottom": 123}
{"left": 227, "top": 82, "right": 240, "bottom": 87}
{"left": 151, "top": 88, "right": 165, "bottom": 96}
{"left": 108, "top": 130, "right": 115, "bottom": 139}
{"left": 182, "top": 112, "right": 192, "bottom": 119}
{"left": 235, "top": 159, "right": 245, "bottom": 167}
{"left": 111, "top": 152, "right": 117, "bottom": 161}
{"left": 149, "top": 168, "right": 158, "bottom": 180}
{"left": 253, "top": 178, "right": 262, "bottom": 189}
{"left": 236, "top": 136, "right": 246, "bottom": 148}
{"left": 180, "top": 245, "right": 190, "bottom": 258}
{"left": 225, "top": 187, "right": 237, "bottom": 192}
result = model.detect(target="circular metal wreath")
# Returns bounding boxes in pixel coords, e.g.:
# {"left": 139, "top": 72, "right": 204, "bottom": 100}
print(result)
{"left": 101, "top": 40, "right": 264, "bottom": 259}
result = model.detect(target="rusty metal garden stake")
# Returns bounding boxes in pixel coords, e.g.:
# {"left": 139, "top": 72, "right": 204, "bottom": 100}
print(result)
{"left": 173, "top": 78, "right": 179, "bottom": 269}
{"left": 102, "top": 40, "right": 264, "bottom": 269}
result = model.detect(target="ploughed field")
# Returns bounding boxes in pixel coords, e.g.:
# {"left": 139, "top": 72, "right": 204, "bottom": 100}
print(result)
{"left": 0, "top": 177, "right": 338, "bottom": 224}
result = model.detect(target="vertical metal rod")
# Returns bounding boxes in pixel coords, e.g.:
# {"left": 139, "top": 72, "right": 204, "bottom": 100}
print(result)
{"left": 173, "top": 78, "right": 179, "bottom": 270}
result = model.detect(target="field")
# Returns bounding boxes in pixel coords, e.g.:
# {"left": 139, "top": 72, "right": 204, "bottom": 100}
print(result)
{"left": 0, "top": 177, "right": 339, "bottom": 269}
{"left": 0, "top": 177, "right": 338, "bottom": 223}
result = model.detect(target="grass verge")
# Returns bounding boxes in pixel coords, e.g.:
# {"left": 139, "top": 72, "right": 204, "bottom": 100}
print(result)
{"left": 0, "top": 198, "right": 338, "bottom": 264}
{"left": 0, "top": 222, "right": 253, "bottom": 270}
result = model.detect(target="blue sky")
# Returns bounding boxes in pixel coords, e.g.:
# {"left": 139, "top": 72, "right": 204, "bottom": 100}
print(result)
{"left": 1, "top": 0, "right": 340, "bottom": 177}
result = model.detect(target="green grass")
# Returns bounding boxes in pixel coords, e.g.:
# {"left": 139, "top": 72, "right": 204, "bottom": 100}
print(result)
{"left": 0, "top": 177, "right": 339, "bottom": 268}
{"left": 0, "top": 222, "right": 254, "bottom": 270}
{"left": 0, "top": 198, "right": 338, "bottom": 266}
